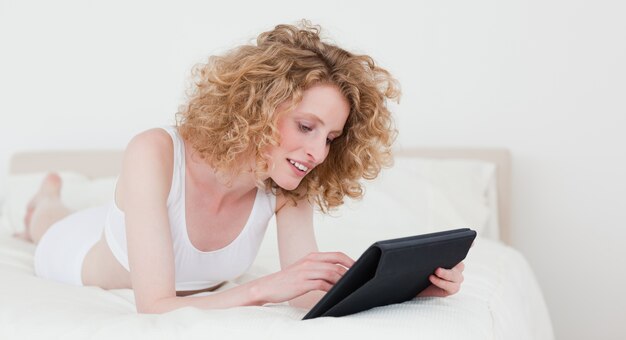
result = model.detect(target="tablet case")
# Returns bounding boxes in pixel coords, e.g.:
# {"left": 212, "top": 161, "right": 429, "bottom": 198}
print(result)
{"left": 302, "top": 228, "right": 476, "bottom": 320}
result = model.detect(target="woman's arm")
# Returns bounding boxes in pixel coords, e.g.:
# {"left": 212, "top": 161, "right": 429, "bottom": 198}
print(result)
{"left": 116, "top": 129, "right": 175, "bottom": 313}
{"left": 273, "top": 198, "right": 354, "bottom": 309}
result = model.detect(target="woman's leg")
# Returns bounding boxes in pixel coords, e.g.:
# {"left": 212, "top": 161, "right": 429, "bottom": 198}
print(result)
{"left": 18, "top": 173, "right": 72, "bottom": 244}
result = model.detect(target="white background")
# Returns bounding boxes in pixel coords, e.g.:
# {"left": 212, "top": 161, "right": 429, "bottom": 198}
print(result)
{"left": 1, "top": 0, "right": 625, "bottom": 339}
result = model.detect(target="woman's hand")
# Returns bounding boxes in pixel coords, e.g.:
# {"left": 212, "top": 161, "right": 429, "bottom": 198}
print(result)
{"left": 417, "top": 261, "right": 465, "bottom": 298}
{"left": 251, "top": 252, "right": 354, "bottom": 304}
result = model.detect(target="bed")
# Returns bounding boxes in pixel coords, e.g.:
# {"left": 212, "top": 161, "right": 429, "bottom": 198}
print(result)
{"left": 0, "top": 147, "right": 554, "bottom": 340}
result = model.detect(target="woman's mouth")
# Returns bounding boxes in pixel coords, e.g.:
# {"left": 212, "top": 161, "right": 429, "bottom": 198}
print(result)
{"left": 289, "top": 159, "right": 309, "bottom": 172}
{"left": 287, "top": 159, "right": 309, "bottom": 177}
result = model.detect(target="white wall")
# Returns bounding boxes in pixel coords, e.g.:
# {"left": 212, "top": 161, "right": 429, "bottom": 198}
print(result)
{"left": 1, "top": 0, "right": 625, "bottom": 338}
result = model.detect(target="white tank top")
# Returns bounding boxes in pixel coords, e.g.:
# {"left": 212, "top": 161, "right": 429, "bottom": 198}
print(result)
{"left": 104, "top": 126, "right": 276, "bottom": 291}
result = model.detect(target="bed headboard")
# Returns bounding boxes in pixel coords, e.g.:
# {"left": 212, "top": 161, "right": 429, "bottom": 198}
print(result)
{"left": 9, "top": 148, "right": 511, "bottom": 244}
{"left": 9, "top": 150, "right": 124, "bottom": 179}
{"left": 393, "top": 148, "right": 511, "bottom": 244}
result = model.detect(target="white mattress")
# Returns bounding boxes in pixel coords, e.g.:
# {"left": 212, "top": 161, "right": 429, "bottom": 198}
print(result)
{"left": 0, "top": 231, "right": 553, "bottom": 340}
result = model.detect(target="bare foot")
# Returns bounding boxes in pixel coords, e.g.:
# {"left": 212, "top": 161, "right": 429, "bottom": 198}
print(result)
{"left": 12, "top": 231, "right": 31, "bottom": 241}
{"left": 22, "top": 173, "right": 62, "bottom": 238}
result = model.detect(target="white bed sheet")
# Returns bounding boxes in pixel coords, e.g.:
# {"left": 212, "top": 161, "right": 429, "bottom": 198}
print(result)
{"left": 0, "top": 230, "right": 553, "bottom": 340}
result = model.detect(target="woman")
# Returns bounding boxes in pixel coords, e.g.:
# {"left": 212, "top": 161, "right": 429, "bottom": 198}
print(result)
{"left": 18, "top": 21, "right": 465, "bottom": 314}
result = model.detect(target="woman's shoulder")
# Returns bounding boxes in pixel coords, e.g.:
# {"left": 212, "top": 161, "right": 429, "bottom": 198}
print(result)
{"left": 116, "top": 128, "right": 174, "bottom": 210}
{"left": 126, "top": 128, "right": 173, "bottom": 153}
{"left": 274, "top": 193, "right": 313, "bottom": 216}
{"left": 122, "top": 128, "right": 175, "bottom": 176}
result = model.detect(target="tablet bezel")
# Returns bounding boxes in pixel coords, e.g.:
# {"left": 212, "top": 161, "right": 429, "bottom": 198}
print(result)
{"left": 302, "top": 228, "right": 476, "bottom": 320}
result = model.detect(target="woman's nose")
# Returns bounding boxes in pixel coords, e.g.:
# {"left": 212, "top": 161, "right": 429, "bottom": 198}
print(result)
{"left": 305, "top": 138, "right": 328, "bottom": 163}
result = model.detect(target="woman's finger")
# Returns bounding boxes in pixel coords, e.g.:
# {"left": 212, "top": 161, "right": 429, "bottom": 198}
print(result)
{"left": 434, "top": 267, "right": 463, "bottom": 283}
{"left": 302, "top": 263, "right": 348, "bottom": 284}
{"left": 429, "top": 274, "right": 460, "bottom": 295}
{"left": 305, "top": 252, "right": 355, "bottom": 268}
{"left": 306, "top": 280, "right": 333, "bottom": 292}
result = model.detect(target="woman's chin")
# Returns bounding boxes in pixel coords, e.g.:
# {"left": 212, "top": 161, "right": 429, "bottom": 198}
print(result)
{"left": 274, "top": 178, "right": 301, "bottom": 191}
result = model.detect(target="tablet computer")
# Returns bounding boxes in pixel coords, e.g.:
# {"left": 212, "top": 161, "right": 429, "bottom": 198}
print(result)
{"left": 302, "top": 228, "right": 476, "bottom": 320}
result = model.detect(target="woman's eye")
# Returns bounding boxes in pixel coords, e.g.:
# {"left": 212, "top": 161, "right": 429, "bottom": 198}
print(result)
{"left": 298, "top": 124, "right": 312, "bottom": 132}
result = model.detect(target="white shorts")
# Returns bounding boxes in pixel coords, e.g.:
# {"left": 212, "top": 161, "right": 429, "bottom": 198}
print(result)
{"left": 34, "top": 205, "right": 109, "bottom": 286}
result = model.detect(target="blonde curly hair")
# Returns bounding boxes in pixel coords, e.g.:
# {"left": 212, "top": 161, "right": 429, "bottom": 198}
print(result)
{"left": 177, "top": 20, "right": 400, "bottom": 212}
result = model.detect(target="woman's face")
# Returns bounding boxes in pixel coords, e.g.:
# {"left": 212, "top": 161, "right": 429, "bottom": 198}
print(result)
{"left": 268, "top": 84, "right": 350, "bottom": 190}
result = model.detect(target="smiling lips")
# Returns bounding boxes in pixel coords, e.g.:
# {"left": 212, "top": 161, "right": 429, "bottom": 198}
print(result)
{"left": 289, "top": 159, "right": 309, "bottom": 171}
{"left": 287, "top": 159, "right": 311, "bottom": 177}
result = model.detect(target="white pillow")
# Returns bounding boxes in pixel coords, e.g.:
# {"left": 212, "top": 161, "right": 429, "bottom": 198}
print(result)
{"left": 251, "top": 157, "right": 498, "bottom": 273}
{"left": 0, "top": 172, "right": 117, "bottom": 235}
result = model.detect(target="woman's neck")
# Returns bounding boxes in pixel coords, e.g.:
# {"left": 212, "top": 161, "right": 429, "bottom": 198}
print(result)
{"left": 184, "top": 142, "right": 259, "bottom": 210}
